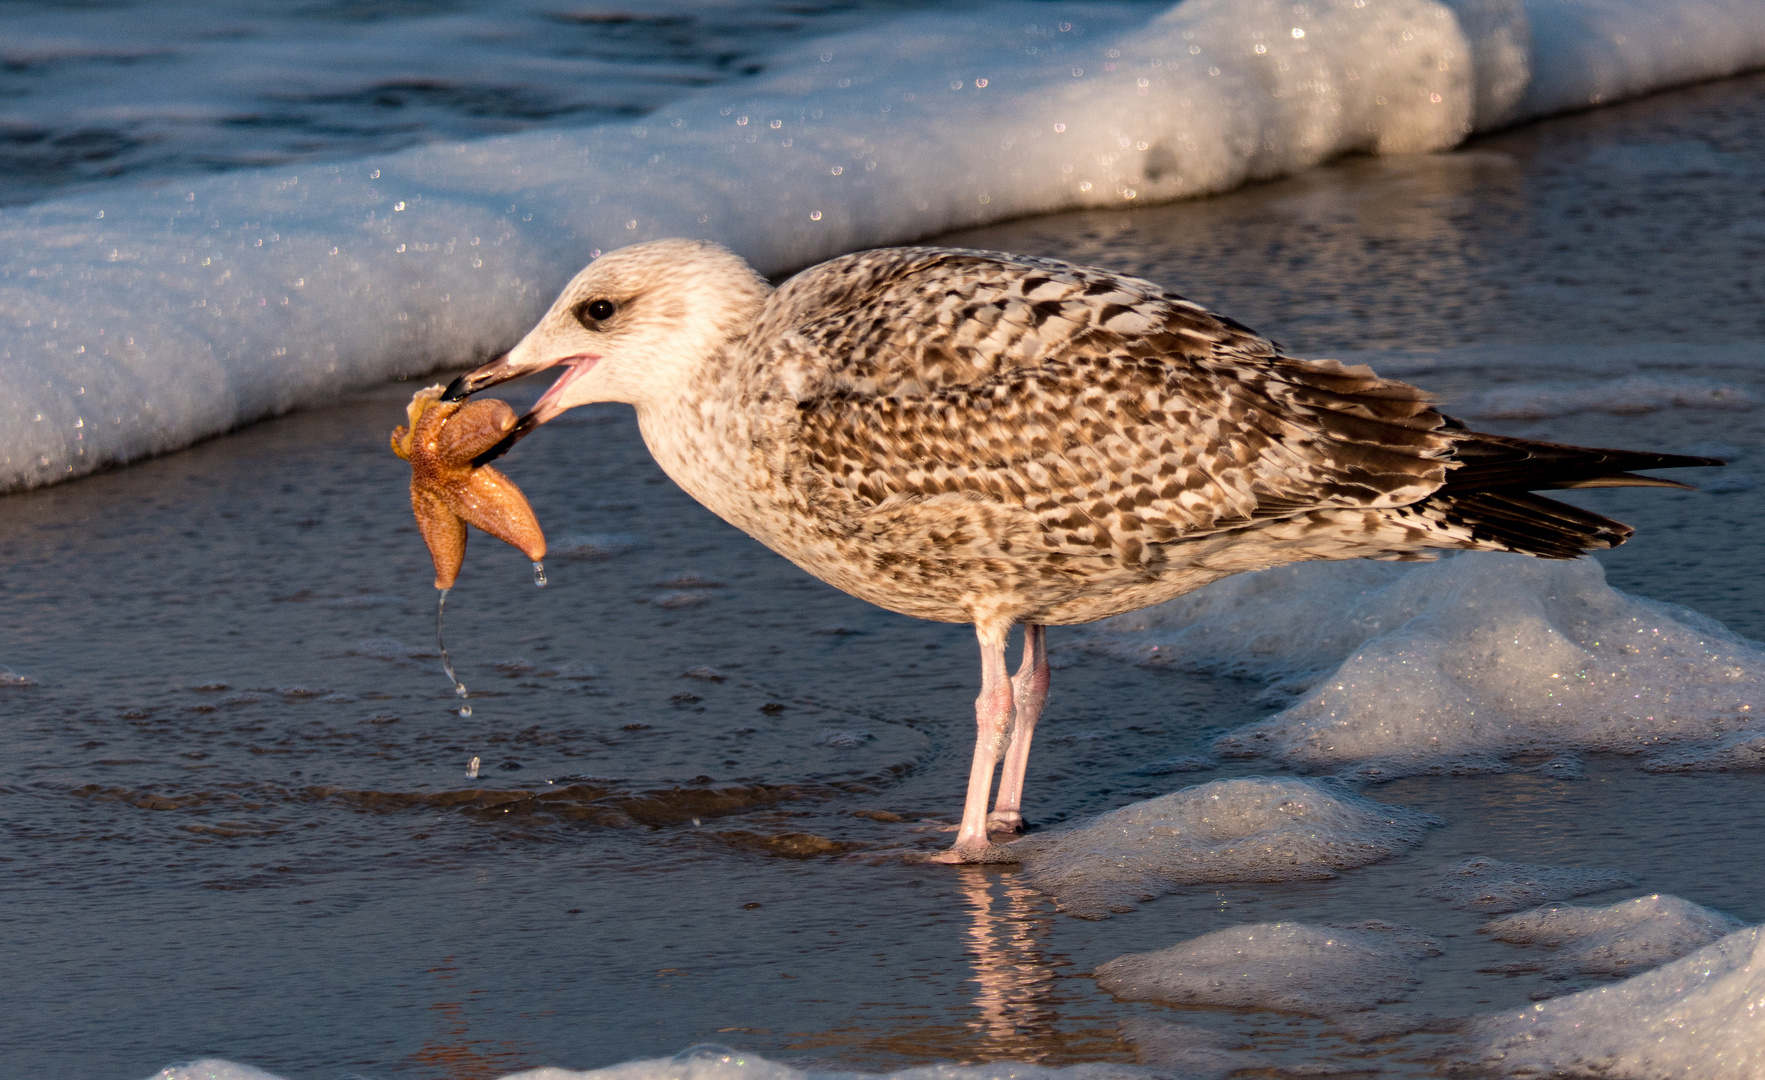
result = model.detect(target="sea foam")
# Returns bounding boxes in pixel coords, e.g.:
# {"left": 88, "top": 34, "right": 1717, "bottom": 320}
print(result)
{"left": 1483, "top": 893, "right": 1747, "bottom": 978}
{"left": 1468, "top": 924, "right": 1765, "bottom": 1079}
{"left": 1087, "top": 552, "right": 1765, "bottom": 779}
{"left": 1096, "top": 919, "right": 1441, "bottom": 1014}
{"left": 6, "top": 0, "right": 1765, "bottom": 490}
{"left": 1423, "top": 856, "right": 1636, "bottom": 913}
{"left": 1019, "top": 776, "right": 1439, "bottom": 917}
{"left": 151, "top": 1046, "right": 1152, "bottom": 1080}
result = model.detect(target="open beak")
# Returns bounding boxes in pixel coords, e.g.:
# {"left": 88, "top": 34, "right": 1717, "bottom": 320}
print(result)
{"left": 442, "top": 350, "right": 527, "bottom": 402}
{"left": 442, "top": 349, "right": 601, "bottom": 467}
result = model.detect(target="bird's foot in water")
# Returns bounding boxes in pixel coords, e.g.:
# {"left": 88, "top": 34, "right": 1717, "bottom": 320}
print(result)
{"left": 987, "top": 810, "right": 1027, "bottom": 833}
{"left": 921, "top": 841, "right": 1022, "bottom": 865}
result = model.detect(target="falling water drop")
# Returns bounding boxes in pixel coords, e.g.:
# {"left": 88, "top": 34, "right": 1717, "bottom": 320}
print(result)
{"left": 532, "top": 560, "right": 547, "bottom": 588}
{"left": 436, "top": 587, "right": 472, "bottom": 716}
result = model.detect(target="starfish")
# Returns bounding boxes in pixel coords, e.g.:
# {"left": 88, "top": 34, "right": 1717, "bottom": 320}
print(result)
{"left": 391, "top": 385, "right": 546, "bottom": 589}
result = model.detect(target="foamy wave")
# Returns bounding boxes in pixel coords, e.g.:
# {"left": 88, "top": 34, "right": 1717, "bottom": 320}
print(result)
{"left": 150, "top": 1046, "right": 1152, "bottom": 1080}
{"left": 1097, "top": 920, "right": 1441, "bottom": 1014}
{"left": 1084, "top": 552, "right": 1765, "bottom": 779}
{"left": 1468, "top": 924, "right": 1765, "bottom": 1079}
{"left": 1482, "top": 893, "right": 1746, "bottom": 977}
{"left": 6, "top": 0, "right": 1765, "bottom": 490}
{"left": 1018, "top": 776, "right": 1440, "bottom": 917}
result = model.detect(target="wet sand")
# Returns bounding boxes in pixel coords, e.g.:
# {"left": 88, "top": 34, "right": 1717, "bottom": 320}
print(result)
{"left": 5, "top": 73, "right": 1765, "bottom": 1080}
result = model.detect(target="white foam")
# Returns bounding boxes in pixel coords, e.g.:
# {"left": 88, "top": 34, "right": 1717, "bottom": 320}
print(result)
{"left": 1086, "top": 552, "right": 1765, "bottom": 779}
{"left": 1469, "top": 925, "right": 1765, "bottom": 1079}
{"left": 1423, "top": 856, "right": 1635, "bottom": 913}
{"left": 151, "top": 1063, "right": 286, "bottom": 1080}
{"left": 1097, "top": 920, "right": 1441, "bottom": 1015}
{"left": 9, "top": 0, "right": 1763, "bottom": 490}
{"left": 1507, "top": 0, "right": 1765, "bottom": 124}
{"left": 1484, "top": 893, "right": 1747, "bottom": 977}
{"left": 1019, "top": 776, "right": 1440, "bottom": 918}
{"left": 152, "top": 1049, "right": 1153, "bottom": 1080}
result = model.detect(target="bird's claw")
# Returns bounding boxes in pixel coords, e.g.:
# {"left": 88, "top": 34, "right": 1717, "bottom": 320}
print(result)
{"left": 986, "top": 810, "right": 1026, "bottom": 832}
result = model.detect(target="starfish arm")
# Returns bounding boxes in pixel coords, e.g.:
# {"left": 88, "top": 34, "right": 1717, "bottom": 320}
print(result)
{"left": 449, "top": 465, "right": 546, "bottom": 561}
{"left": 436, "top": 399, "right": 518, "bottom": 462}
{"left": 412, "top": 483, "right": 468, "bottom": 589}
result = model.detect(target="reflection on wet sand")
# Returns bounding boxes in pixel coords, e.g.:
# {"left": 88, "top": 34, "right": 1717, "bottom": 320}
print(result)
{"left": 959, "top": 868, "right": 1061, "bottom": 1054}
{"left": 781, "top": 869, "right": 1125, "bottom": 1067}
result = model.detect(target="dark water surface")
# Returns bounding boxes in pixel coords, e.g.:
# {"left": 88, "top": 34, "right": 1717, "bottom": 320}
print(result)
{"left": 6, "top": 74, "right": 1765, "bottom": 1080}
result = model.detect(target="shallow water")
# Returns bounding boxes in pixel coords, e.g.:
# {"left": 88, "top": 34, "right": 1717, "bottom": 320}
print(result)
{"left": 7, "top": 73, "right": 1765, "bottom": 1080}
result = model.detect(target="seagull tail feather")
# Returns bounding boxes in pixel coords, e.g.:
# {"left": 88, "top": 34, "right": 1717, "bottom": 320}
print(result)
{"left": 1422, "top": 428, "right": 1723, "bottom": 559}
{"left": 1439, "top": 426, "right": 1723, "bottom": 495}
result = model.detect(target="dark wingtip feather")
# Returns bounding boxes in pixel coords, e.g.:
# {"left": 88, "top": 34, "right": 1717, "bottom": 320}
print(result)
{"left": 1442, "top": 432, "right": 1724, "bottom": 495}
{"left": 1433, "top": 490, "right": 1635, "bottom": 559}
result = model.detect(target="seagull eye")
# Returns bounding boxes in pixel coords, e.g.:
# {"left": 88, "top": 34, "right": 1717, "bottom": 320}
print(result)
{"left": 576, "top": 298, "right": 616, "bottom": 326}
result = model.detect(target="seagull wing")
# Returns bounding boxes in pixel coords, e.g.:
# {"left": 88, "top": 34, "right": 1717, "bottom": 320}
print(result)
{"left": 764, "top": 248, "right": 1455, "bottom": 563}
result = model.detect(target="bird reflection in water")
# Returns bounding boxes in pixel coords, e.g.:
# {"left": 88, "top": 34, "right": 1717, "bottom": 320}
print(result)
{"left": 957, "top": 869, "right": 1070, "bottom": 1059}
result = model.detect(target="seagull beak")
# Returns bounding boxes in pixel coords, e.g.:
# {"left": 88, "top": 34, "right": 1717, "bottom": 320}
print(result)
{"left": 442, "top": 350, "right": 526, "bottom": 402}
{"left": 442, "top": 349, "right": 602, "bottom": 466}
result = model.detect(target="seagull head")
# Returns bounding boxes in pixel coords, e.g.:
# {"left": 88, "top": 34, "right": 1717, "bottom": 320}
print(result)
{"left": 443, "top": 238, "right": 771, "bottom": 462}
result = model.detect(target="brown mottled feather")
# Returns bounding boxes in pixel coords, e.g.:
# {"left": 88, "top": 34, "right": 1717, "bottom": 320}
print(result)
{"left": 784, "top": 254, "right": 1443, "bottom": 528}
{"left": 729, "top": 249, "right": 1469, "bottom": 623}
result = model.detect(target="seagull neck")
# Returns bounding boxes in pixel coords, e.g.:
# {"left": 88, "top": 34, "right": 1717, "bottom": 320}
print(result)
{"left": 632, "top": 365, "right": 762, "bottom": 530}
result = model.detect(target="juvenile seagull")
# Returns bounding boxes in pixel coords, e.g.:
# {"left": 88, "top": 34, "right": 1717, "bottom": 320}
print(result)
{"left": 445, "top": 238, "right": 1715, "bottom": 863}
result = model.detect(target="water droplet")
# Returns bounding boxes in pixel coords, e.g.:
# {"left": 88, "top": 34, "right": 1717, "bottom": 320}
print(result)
{"left": 466, "top": 755, "right": 481, "bottom": 779}
{"left": 436, "top": 588, "right": 470, "bottom": 711}
{"left": 532, "top": 560, "right": 547, "bottom": 588}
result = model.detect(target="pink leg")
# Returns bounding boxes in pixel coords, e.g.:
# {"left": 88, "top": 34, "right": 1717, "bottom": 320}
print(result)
{"left": 990, "top": 624, "right": 1049, "bottom": 832}
{"left": 929, "top": 622, "right": 1015, "bottom": 863}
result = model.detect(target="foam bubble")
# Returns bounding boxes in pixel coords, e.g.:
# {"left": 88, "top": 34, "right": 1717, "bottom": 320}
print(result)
{"left": 1019, "top": 777, "right": 1440, "bottom": 918}
{"left": 1098, "top": 553, "right": 1765, "bottom": 780}
{"left": 1483, "top": 894, "right": 1747, "bottom": 978}
{"left": 1098, "top": 920, "right": 1441, "bottom": 1015}
{"left": 1423, "top": 856, "right": 1634, "bottom": 913}
{"left": 1468, "top": 925, "right": 1765, "bottom": 1079}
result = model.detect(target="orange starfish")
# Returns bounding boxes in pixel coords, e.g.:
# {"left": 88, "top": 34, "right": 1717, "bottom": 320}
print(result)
{"left": 391, "top": 385, "right": 546, "bottom": 589}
